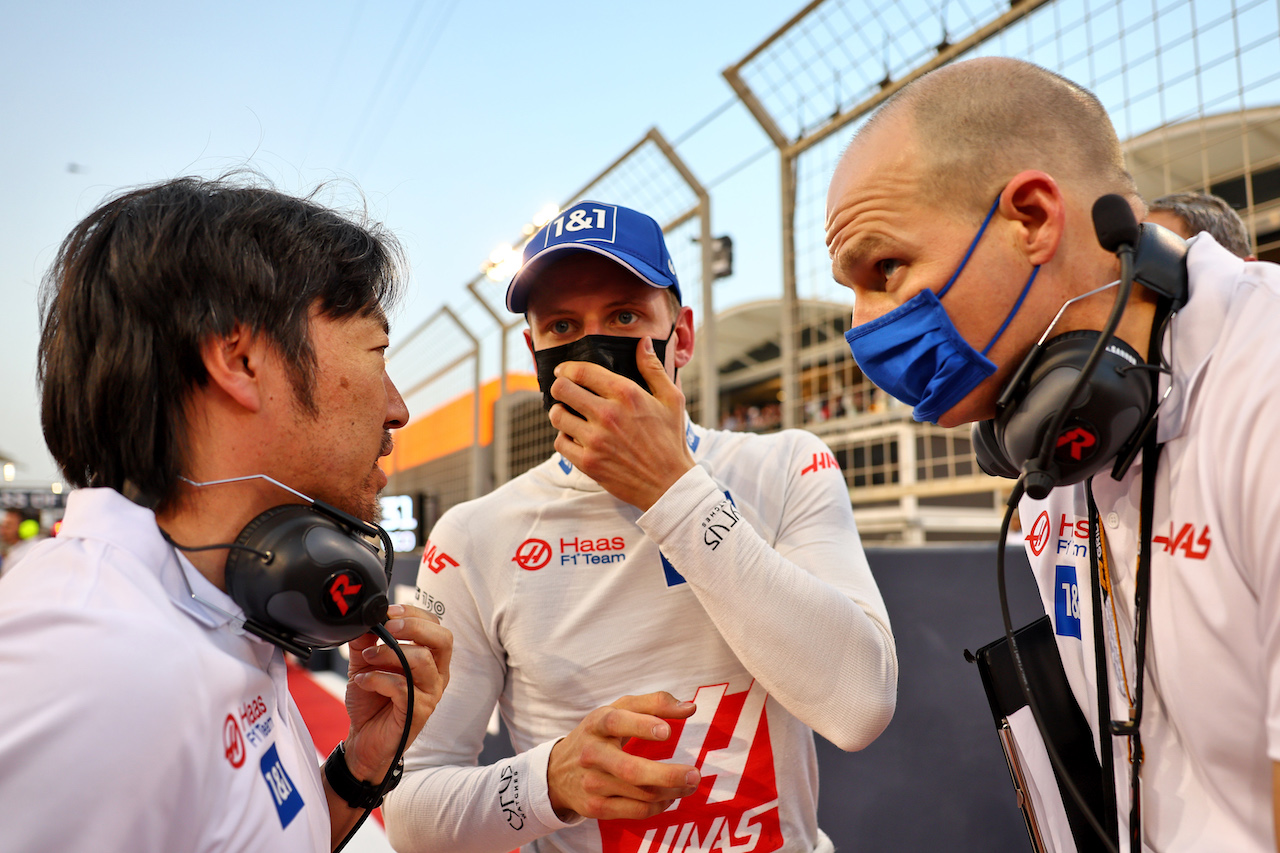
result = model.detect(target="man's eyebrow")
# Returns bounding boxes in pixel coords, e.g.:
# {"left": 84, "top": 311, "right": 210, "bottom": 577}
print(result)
{"left": 834, "top": 233, "right": 895, "bottom": 273}
{"left": 602, "top": 296, "right": 652, "bottom": 310}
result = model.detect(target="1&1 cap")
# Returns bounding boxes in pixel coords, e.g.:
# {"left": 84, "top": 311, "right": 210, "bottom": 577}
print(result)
{"left": 505, "top": 200, "right": 681, "bottom": 313}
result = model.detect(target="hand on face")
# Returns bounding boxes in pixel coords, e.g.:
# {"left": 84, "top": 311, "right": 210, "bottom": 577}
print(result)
{"left": 341, "top": 603, "right": 453, "bottom": 782}
{"left": 547, "top": 691, "right": 701, "bottom": 822}
{"left": 549, "top": 335, "right": 695, "bottom": 511}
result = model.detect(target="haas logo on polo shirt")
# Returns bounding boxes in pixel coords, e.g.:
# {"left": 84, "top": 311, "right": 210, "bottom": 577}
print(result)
{"left": 599, "top": 680, "right": 782, "bottom": 853}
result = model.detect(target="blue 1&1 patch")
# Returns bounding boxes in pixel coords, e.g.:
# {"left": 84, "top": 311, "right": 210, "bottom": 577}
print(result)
{"left": 259, "top": 743, "right": 304, "bottom": 828}
{"left": 1054, "top": 564, "right": 1083, "bottom": 640}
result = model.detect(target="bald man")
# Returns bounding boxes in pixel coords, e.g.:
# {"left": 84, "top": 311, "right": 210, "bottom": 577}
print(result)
{"left": 828, "top": 58, "right": 1280, "bottom": 852}
{"left": 1147, "top": 191, "right": 1254, "bottom": 260}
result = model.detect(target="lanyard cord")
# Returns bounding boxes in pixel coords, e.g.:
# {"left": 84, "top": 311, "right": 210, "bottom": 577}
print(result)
{"left": 1124, "top": 427, "right": 1161, "bottom": 850}
{"left": 1084, "top": 290, "right": 1170, "bottom": 851}
{"left": 1086, "top": 485, "right": 1120, "bottom": 847}
{"left": 1086, "top": 399, "right": 1163, "bottom": 853}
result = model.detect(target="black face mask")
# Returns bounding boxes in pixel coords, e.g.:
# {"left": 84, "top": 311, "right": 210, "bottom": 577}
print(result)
{"left": 534, "top": 326, "right": 675, "bottom": 418}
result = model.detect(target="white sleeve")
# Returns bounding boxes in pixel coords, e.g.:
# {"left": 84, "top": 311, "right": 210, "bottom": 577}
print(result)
{"left": 636, "top": 432, "right": 898, "bottom": 751}
{"left": 383, "top": 510, "right": 582, "bottom": 853}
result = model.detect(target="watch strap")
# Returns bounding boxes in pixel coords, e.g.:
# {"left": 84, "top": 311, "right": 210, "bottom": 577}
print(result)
{"left": 323, "top": 741, "right": 403, "bottom": 810}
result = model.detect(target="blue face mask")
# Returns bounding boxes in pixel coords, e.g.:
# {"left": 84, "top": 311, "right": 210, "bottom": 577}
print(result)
{"left": 844, "top": 195, "right": 1040, "bottom": 424}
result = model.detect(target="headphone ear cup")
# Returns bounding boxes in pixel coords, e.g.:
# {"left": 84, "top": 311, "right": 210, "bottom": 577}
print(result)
{"left": 224, "top": 504, "right": 296, "bottom": 609}
{"left": 225, "top": 504, "right": 389, "bottom": 650}
{"left": 996, "top": 331, "right": 1152, "bottom": 489}
{"left": 972, "top": 419, "right": 1021, "bottom": 479}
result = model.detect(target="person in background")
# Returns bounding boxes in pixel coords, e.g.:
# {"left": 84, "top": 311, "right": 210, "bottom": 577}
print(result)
{"left": 1146, "top": 190, "right": 1255, "bottom": 259}
{"left": 0, "top": 507, "right": 43, "bottom": 577}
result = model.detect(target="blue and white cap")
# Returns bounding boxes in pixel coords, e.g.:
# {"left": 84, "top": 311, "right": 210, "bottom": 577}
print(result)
{"left": 506, "top": 200, "right": 681, "bottom": 313}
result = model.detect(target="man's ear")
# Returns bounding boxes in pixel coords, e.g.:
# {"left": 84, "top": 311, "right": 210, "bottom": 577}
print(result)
{"left": 672, "top": 305, "right": 696, "bottom": 369}
{"left": 1000, "top": 170, "right": 1066, "bottom": 267}
{"left": 523, "top": 328, "right": 536, "bottom": 364}
{"left": 199, "top": 325, "right": 267, "bottom": 413}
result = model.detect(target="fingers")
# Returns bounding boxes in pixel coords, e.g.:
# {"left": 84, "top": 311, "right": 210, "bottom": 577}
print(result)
{"left": 580, "top": 696, "right": 700, "bottom": 790}
{"left": 583, "top": 705, "right": 674, "bottom": 745}
{"left": 634, "top": 337, "right": 678, "bottom": 399}
{"left": 350, "top": 604, "right": 453, "bottom": 709}
{"left": 548, "top": 371, "right": 606, "bottom": 427}
{"left": 547, "top": 693, "right": 702, "bottom": 822}
{"left": 580, "top": 735, "right": 699, "bottom": 794}
{"left": 610, "top": 691, "right": 698, "bottom": 721}
{"left": 551, "top": 360, "right": 652, "bottom": 411}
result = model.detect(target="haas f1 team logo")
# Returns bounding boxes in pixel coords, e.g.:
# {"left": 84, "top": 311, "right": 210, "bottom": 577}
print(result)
{"left": 599, "top": 680, "right": 782, "bottom": 853}
{"left": 1026, "top": 511, "right": 1052, "bottom": 557}
{"left": 512, "top": 538, "right": 552, "bottom": 571}
{"left": 223, "top": 714, "right": 246, "bottom": 768}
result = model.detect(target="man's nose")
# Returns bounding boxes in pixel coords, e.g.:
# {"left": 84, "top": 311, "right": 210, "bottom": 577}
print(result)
{"left": 384, "top": 371, "right": 410, "bottom": 429}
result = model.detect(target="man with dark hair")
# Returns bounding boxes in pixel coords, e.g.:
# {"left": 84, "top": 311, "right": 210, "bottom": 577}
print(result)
{"left": 1147, "top": 191, "right": 1254, "bottom": 260}
{"left": 384, "top": 200, "right": 897, "bottom": 853}
{"left": 0, "top": 176, "right": 453, "bottom": 852}
{"left": 829, "top": 57, "right": 1280, "bottom": 851}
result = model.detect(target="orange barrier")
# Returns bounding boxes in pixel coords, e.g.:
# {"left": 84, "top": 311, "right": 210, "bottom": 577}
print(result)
{"left": 384, "top": 374, "right": 539, "bottom": 475}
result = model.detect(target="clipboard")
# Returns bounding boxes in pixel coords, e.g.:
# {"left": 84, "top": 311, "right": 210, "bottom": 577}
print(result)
{"left": 970, "top": 615, "right": 1115, "bottom": 853}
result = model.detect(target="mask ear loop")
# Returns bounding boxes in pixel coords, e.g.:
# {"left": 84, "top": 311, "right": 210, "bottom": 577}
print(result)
{"left": 938, "top": 193, "right": 1040, "bottom": 359}
{"left": 980, "top": 266, "right": 1040, "bottom": 356}
{"left": 937, "top": 194, "right": 1002, "bottom": 300}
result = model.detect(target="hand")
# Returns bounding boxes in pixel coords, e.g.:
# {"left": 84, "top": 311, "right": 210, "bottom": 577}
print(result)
{"left": 549, "top": 336, "right": 695, "bottom": 510}
{"left": 341, "top": 603, "right": 453, "bottom": 782}
{"left": 547, "top": 691, "right": 700, "bottom": 822}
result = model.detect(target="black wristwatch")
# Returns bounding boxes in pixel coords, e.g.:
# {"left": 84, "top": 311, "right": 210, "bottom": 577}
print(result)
{"left": 323, "top": 741, "right": 404, "bottom": 810}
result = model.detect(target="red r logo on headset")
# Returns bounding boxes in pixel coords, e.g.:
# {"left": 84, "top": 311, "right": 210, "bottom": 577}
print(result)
{"left": 325, "top": 572, "right": 363, "bottom": 617}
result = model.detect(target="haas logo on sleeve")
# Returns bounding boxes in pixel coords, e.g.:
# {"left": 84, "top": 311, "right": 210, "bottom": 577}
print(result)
{"left": 598, "top": 680, "right": 782, "bottom": 853}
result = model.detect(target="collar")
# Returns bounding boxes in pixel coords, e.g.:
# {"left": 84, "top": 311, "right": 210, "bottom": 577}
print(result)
{"left": 549, "top": 415, "right": 704, "bottom": 490}
{"left": 59, "top": 487, "right": 243, "bottom": 630}
{"left": 1156, "top": 233, "right": 1245, "bottom": 443}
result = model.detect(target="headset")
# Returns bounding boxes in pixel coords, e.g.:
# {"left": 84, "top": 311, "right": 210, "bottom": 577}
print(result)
{"left": 161, "top": 476, "right": 408, "bottom": 853}
{"left": 164, "top": 475, "right": 393, "bottom": 660}
{"left": 971, "top": 198, "right": 1189, "bottom": 498}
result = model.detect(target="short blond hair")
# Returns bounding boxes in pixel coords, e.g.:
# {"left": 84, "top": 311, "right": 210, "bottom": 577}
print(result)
{"left": 865, "top": 58, "right": 1139, "bottom": 220}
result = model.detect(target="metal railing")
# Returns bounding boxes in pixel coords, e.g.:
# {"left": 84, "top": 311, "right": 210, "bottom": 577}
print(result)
{"left": 388, "top": 0, "right": 1280, "bottom": 541}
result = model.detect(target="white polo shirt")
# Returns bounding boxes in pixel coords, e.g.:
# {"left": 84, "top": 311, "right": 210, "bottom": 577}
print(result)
{"left": 0, "top": 488, "right": 331, "bottom": 852}
{"left": 1020, "top": 235, "right": 1280, "bottom": 851}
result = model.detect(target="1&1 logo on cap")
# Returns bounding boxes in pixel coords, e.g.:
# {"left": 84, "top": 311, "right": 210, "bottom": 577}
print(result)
{"left": 541, "top": 203, "right": 618, "bottom": 249}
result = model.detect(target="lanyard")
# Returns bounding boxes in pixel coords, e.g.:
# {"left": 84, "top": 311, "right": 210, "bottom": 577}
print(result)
{"left": 1086, "top": 423, "right": 1162, "bottom": 852}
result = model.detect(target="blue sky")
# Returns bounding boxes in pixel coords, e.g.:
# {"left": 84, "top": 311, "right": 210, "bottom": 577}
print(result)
{"left": 0, "top": 1, "right": 801, "bottom": 486}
